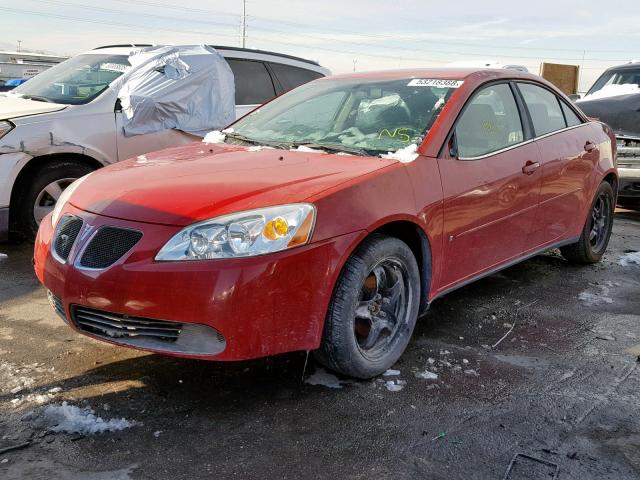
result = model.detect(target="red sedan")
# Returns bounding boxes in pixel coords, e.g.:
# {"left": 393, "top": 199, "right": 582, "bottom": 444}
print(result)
{"left": 34, "top": 69, "right": 617, "bottom": 379}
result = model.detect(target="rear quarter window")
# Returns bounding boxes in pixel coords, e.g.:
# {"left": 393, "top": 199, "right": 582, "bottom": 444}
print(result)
{"left": 560, "top": 101, "right": 583, "bottom": 127}
{"left": 226, "top": 59, "right": 276, "bottom": 105}
{"left": 268, "top": 62, "right": 324, "bottom": 93}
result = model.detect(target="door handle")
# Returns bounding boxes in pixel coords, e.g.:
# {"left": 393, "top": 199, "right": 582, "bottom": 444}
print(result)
{"left": 522, "top": 160, "right": 540, "bottom": 175}
{"left": 584, "top": 141, "right": 596, "bottom": 152}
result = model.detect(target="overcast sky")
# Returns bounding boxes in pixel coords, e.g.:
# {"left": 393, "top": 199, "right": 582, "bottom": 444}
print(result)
{"left": 2, "top": 0, "right": 639, "bottom": 91}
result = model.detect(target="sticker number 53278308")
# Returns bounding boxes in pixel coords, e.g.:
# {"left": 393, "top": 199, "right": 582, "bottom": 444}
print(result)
{"left": 407, "top": 79, "right": 464, "bottom": 88}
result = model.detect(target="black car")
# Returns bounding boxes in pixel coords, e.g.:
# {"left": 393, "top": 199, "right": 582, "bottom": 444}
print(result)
{"left": 577, "top": 63, "right": 640, "bottom": 210}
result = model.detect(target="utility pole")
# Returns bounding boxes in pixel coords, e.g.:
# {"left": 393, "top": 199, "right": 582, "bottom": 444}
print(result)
{"left": 352, "top": 58, "right": 357, "bottom": 72}
{"left": 17, "top": 40, "right": 22, "bottom": 52}
{"left": 240, "top": 0, "right": 247, "bottom": 48}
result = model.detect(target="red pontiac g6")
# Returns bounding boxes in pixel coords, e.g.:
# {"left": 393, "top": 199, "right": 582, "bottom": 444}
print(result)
{"left": 34, "top": 69, "right": 617, "bottom": 379}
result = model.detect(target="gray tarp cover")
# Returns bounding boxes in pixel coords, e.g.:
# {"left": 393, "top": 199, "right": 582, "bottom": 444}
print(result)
{"left": 114, "top": 45, "right": 235, "bottom": 137}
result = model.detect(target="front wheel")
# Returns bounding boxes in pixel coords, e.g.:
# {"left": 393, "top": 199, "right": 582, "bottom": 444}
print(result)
{"left": 17, "top": 160, "right": 94, "bottom": 240}
{"left": 315, "top": 234, "right": 421, "bottom": 379}
{"left": 561, "top": 181, "right": 615, "bottom": 264}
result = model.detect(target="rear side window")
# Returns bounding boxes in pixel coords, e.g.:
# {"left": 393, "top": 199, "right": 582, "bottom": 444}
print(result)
{"left": 518, "top": 83, "right": 566, "bottom": 136}
{"left": 455, "top": 83, "right": 524, "bottom": 158}
{"left": 268, "top": 63, "right": 323, "bottom": 93}
{"left": 560, "top": 101, "right": 583, "bottom": 127}
{"left": 226, "top": 59, "right": 276, "bottom": 105}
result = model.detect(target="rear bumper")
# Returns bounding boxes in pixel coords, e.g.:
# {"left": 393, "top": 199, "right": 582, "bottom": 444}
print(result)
{"left": 618, "top": 167, "right": 640, "bottom": 198}
{"left": 34, "top": 204, "right": 363, "bottom": 361}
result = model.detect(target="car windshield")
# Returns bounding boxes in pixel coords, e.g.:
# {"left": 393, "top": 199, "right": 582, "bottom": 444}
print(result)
{"left": 10, "top": 54, "right": 131, "bottom": 105}
{"left": 230, "top": 77, "right": 460, "bottom": 155}
{"left": 586, "top": 68, "right": 640, "bottom": 98}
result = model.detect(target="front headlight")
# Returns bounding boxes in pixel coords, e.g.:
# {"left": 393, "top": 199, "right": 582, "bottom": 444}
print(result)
{"left": 50, "top": 174, "right": 90, "bottom": 228}
{"left": 0, "top": 121, "right": 14, "bottom": 140}
{"left": 155, "top": 203, "right": 316, "bottom": 261}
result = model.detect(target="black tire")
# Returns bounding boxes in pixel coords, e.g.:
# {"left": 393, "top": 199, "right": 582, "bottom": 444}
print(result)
{"left": 17, "top": 160, "right": 94, "bottom": 240}
{"left": 315, "top": 234, "right": 421, "bottom": 379}
{"left": 561, "top": 181, "right": 615, "bottom": 264}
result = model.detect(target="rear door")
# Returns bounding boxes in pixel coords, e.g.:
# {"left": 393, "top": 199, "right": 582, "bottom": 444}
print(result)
{"left": 438, "top": 82, "right": 542, "bottom": 288}
{"left": 515, "top": 82, "right": 598, "bottom": 248}
{"left": 225, "top": 58, "right": 277, "bottom": 119}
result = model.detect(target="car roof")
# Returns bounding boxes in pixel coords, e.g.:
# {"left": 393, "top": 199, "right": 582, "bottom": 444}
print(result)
{"left": 323, "top": 67, "right": 542, "bottom": 83}
{"left": 603, "top": 62, "right": 640, "bottom": 72}
{"left": 84, "top": 45, "right": 329, "bottom": 75}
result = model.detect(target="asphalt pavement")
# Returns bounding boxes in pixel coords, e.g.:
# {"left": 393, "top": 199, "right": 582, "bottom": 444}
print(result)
{"left": 1, "top": 210, "right": 639, "bottom": 479}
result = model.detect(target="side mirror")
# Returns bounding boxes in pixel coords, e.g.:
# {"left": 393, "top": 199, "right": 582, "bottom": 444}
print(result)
{"left": 568, "top": 94, "right": 581, "bottom": 102}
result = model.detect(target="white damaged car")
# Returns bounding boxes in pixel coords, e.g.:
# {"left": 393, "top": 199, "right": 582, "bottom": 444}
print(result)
{"left": 0, "top": 44, "right": 329, "bottom": 239}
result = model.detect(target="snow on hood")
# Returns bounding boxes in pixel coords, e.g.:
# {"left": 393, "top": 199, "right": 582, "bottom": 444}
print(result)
{"left": 580, "top": 83, "right": 640, "bottom": 101}
{"left": 0, "top": 93, "right": 67, "bottom": 120}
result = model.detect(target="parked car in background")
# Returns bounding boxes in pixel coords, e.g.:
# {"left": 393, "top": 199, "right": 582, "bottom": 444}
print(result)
{"left": 0, "top": 79, "right": 29, "bottom": 93}
{"left": 0, "top": 44, "right": 329, "bottom": 240}
{"left": 577, "top": 62, "right": 640, "bottom": 210}
{"left": 34, "top": 68, "right": 617, "bottom": 379}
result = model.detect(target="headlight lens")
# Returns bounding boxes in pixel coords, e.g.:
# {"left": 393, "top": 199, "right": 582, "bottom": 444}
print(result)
{"left": 0, "top": 121, "right": 14, "bottom": 140}
{"left": 155, "top": 203, "right": 316, "bottom": 261}
{"left": 50, "top": 174, "right": 90, "bottom": 228}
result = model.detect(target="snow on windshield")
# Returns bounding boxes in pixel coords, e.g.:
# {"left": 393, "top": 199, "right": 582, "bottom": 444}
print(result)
{"left": 230, "top": 78, "right": 460, "bottom": 155}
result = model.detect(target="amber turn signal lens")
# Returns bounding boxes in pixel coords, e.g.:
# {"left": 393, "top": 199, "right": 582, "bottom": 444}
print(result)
{"left": 263, "top": 216, "right": 289, "bottom": 240}
{"left": 287, "top": 212, "right": 314, "bottom": 247}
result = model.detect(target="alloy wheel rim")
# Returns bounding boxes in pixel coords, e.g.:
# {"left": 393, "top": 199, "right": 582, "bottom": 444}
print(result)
{"left": 33, "top": 178, "right": 77, "bottom": 225}
{"left": 353, "top": 257, "right": 411, "bottom": 360}
{"left": 589, "top": 192, "right": 611, "bottom": 253}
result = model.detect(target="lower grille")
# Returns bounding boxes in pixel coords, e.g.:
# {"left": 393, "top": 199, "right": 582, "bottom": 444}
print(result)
{"left": 70, "top": 306, "right": 226, "bottom": 355}
{"left": 74, "top": 306, "right": 182, "bottom": 342}
{"left": 53, "top": 215, "right": 83, "bottom": 261}
{"left": 79, "top": 227, "right": 143, "bottom": 269}
{"left": 47, "top": 290, "right": 66, "bottom": 321}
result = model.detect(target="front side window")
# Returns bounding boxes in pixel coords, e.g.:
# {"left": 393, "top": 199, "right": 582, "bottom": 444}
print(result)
{"left": 10, "top": 54, "right": 130, "bottom": 105}
{"left": 230, "top": 77, "right": 459, "bottom": 154}
{"left": 226, "top": 59, "right": 276, "bottom": 105}
{"left": 518, "top": 83, "right": 566, "bottom": 136}
{"left": 455, "top": 83, "right": 524, "bottom": 158}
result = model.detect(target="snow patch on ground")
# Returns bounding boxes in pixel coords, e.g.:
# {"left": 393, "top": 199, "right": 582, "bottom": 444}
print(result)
{"left": 304, "top": 368, "right": 343, "bottom": 389}
{"left": 578, "top": 282, "right": 615, "bottom": 306}
{"left": 0, "top": 253, "right": 7, "bottom": 259}
{"left": 382, "top": 369, "right": 401, "bottom": 376}
{"left": 384, "top": 379, "right": 407, "bottom": 392}
{"left": 581, "top": 84, "right": 640, "bottom": 100}
{"left": 380, "top": 143, "right": 419, "bottom": 163}
{"left": 2, "top": 361, "right": 59, "bottom": 407}
{"left": 619, "top": 251, "right": 640, "bottom": 266}
{"left": 202, "top": 130, "right": 226, "bottom": 144}
{"left": 414, "top": 370, "right": 438, "bottom": 380}
{"left": 42, "top": 402, "right": 136, "bottom": 434}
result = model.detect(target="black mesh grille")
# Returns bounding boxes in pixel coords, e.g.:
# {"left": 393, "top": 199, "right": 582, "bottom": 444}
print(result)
{"left": 72, "top": 307, "right": 183, "bottom": 343}
{"left": 80, "top": 227, "right": 142, "bottom": 269}
{"left": 53, "top": 215, "right": 83, "bottom": 261}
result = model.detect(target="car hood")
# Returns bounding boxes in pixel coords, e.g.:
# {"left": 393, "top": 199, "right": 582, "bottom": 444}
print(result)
{"left": 0, "top": 94, "right": 67, "bottom": 119}
{"left": 70, "top": 142, "right": 394, "bottom": 226}
{"left": 577, "top": 93, "right": 640, "bottom": 138}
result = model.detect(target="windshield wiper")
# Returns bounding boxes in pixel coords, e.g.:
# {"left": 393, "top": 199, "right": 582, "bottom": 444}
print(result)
{"left": 224, "top": 132, "right": 287, "bottom": 149}
{"left": 21, "top": 94, "right": 54, "bottom": 103}
{"left": 289, "top": 142, "right": 371, "bottom": 156}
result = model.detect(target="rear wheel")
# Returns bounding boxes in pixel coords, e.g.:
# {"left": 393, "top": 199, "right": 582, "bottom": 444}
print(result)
{"left": 315, "top": 234, "right": 421, "bottom": 379}
{"left": 17, "top": 160, "right": 94, "bottom": 240}
{"left": 561, "top": 181, "right": 615, "bottom": 264}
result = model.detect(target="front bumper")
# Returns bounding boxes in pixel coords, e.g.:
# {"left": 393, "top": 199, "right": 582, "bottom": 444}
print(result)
{"left": 34, "top": 204, "right": 363, "bottom": 360}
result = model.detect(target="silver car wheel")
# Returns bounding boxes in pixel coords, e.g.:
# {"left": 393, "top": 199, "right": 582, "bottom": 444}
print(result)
{"left": 33, "top": 178, "right": 77, "bottom": 224}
